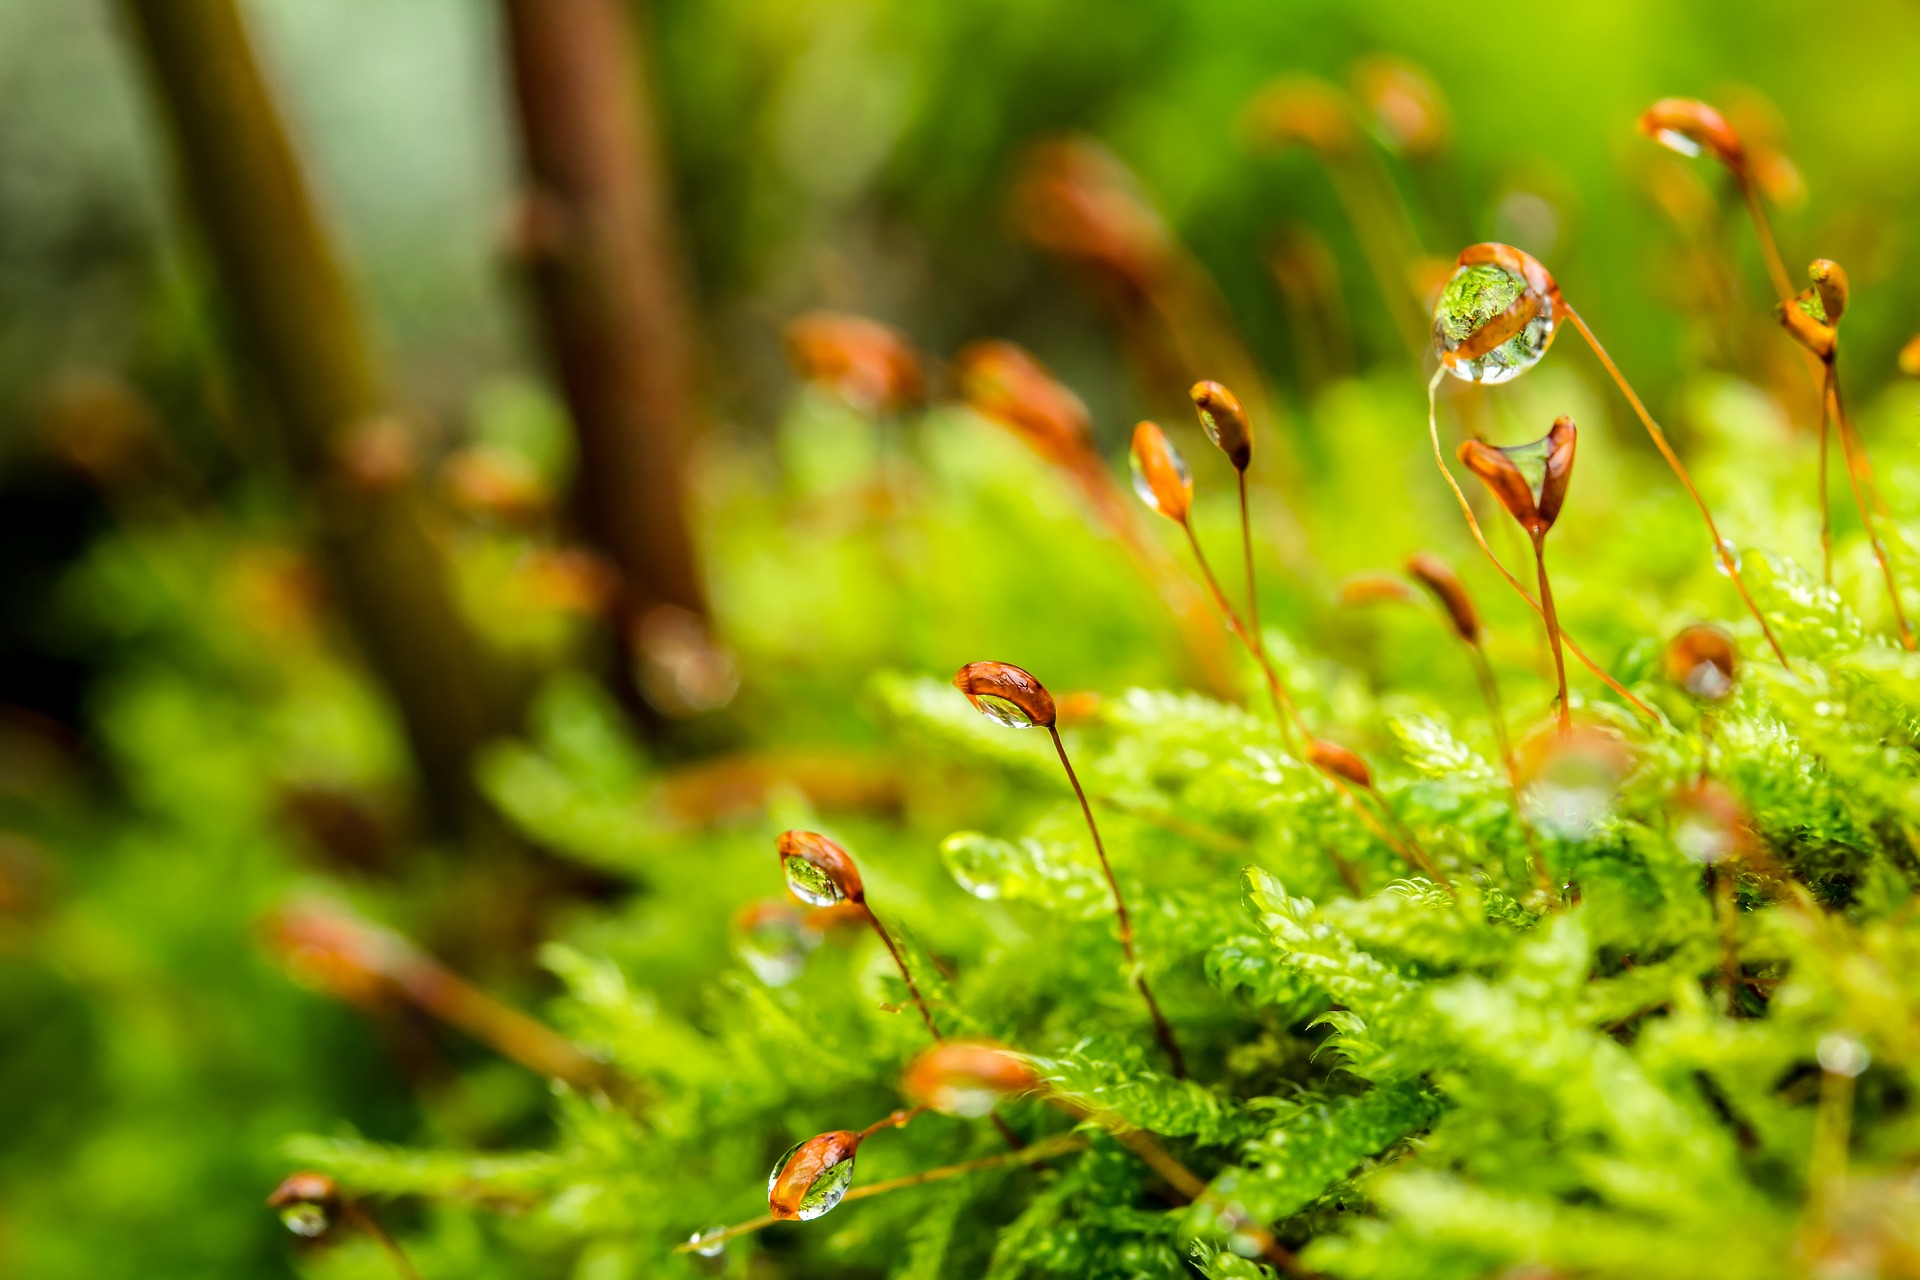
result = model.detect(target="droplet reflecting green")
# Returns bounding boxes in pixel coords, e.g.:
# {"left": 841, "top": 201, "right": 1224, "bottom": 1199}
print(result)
{"left": 973, "top": 692, "right": 1037, "bottom": 728}
{"left": 768, "top": 1142, "right": 857, "bottom": 1221}
{"left": 689, "top": 1225, "right": 727, "bottom": 1257}
{"left": 736, "top": 911, "right": 817, "bottom": 985}
{"left": 1433, "top": 263, "right": 1556, "bottom": 385}
{"left": 783, "top": 856, "right": 843, "bottom": 908}
{"left": 279, "top": 1203, "right": 331, "bottom": 1238}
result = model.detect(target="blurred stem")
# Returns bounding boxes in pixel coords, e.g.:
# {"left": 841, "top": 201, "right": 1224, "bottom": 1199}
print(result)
{"left": 1466, "top": 642, "right": 1552, "bottom": 901}
{"left": 342, "top": 1202, "right": 420, "bottom": 1280}
{"left": 115, "top": 0, "right": 510, "bottom": 832}
{"left": 499, "top": 0, "right": 711, "bottom": 716}
{"left": 1825, "top": 360, "right": 1914, "bottom": 650}
{"left": 1529, "top": 533, "right": 1571, "bottom": 739}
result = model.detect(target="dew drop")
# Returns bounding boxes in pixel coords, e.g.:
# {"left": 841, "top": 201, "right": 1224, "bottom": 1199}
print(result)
{"left": 941, "top": 831, "right": 1012, "bottom": 900}
{"left": 734, "top": 905, "right": 818, "bottom": 985}
{"left": 1432, "top": 262, "right": 1557, "bottom": 385}
{"left": 1523, "top": 736, "right": 1626, "bottom": 840}
{"left": 280, "top": 1203, "right": 331, "bottom": 1238}
{"left": 783, "top": 856, "right": 844, "bottom": 908}
{"left": 1683, "top": 661, "right": 1734, "bottom": 701}
{"left": 768, "top": 1141, "right": 857, "bottom": 1221}
{"left": 1128, "top": 439, "right": 1190, "bottom": 516}
{"left": 1713, "top": 539, "right": 1742, "bottom": 576}
{"left": 972, "top": 692, "right": 1037, "bottom": 729}
{"left": 1653, "top": 128, "right": 1703, "bottom": 158}
{"left": 1818, "top": 1033, "right": 1871, "bottom": 1078}
{"left": 688, "top": 1225, "right": 727, "bottom": 1258}
{"left": 1674, "top": 810, "right": 1735, "bottom": 864}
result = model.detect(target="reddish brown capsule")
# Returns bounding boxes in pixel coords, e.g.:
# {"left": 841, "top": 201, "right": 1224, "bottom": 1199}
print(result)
{"left": 776, "top": 831, "right": 866, "bottom": 908}
{"left": 901, "top": 1041, "right": 1043, "bottom": 1117}
{"left": 952, "top": 340, "right": 1095, "bottom": 469}
{"left": 783, "top": 311, "right": 923, "bottom": 413}
{"left": 1305, "top": 739, "right": 1373, "bottom": 789}
{"left": 1350, "top": 55, "right": 1451, "bottom": 159}
{"left": 1129, "top": 421, "right": 1193, "bottom": 524}
{"left": 1405, "top": 552, "right": 1481, "bottom": 645}
{"left": 268, "top": 1171, "right": 341, "bottom": 1238}
{"left": 1663, "top": 625, "right": 1738, "bottom": 702}
{"left": 1777, "top": 291, "right": 1837, "bottom": 359}
{"left": 1637, "top": 98, "right": 1748, "bottom": 175}
{"left": 1010, "top": 137, "right": 1171, "bottom": 288}
{"left": 1190, "top": 381, "right": 1253, "bottom": 471}
{"left": 952, "top": 661, "right": 1057, "bottom": 730}
{"left": 1901, "top": 336, "right": 1920, "bottom": 379}
{"left": 1338, "top": 573, "right": 1415, "bottom": 607}
{"left": 767, "top": 1130, "right": 863, "bottom": 1222}
{"left": 1456, "top": 416, "right": 1577, "bottom": 537}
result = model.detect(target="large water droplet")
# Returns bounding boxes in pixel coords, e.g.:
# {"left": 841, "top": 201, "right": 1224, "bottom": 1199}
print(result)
{"left": 734, "top": 905, "right": 818, "bottom": 985}
{"left": 973, "top": 693, "right": 1037, "bottom": 729}
{"left": 1682, "top": 660, "right": 1734, "bottom": 701}
{"left": 783, "top": 856, "right": 844, "bottom": 908}
{"left": 280, "top": 1204, "right": 331, "bottom": 1238}
{"left": 1128, "top": 440, "right": 1191, "bottom": 516}
{"left": 1674, "top": 810, "right": 1735, "bottom": 863}
{"left": 1433, "top": 262, "right": 1556, "bottom": 385}
{"left": 1652, "top": 128, "right": 1703, "bottom": 158}
{"left": 941, "top": 831, "right": 1014, "bottom": 899}
{"left": 688, "top": 1225, "right": 727, "bottom": 1258}
{"left": 768, "top": 1142, "right": 857, "bottom": 1221}
{"left": 1523, "top": 736, "right": 1626, "bottom": 840}
{"left": 1818, "top": 1033, "right": 1871, "bottom": 1078}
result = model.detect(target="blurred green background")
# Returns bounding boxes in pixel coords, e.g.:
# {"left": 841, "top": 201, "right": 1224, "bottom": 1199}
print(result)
{"left": 4, "top": 0, "right": 1920, "bottom": 1276}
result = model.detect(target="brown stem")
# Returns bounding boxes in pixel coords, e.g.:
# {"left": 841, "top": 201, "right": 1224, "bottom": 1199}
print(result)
{"left": 1467, "top": 643, "right": 1552, "bottom": 901}
{"left": 342, "top": 1202, "right": 420, "bottom": 1280}
{"left": 1047, "top": 726, "right": 1186, "bottom": 1078}
{"left": 393, "top": 949, "right": 611, "bottom": 1093}
{"left": 116, "top": 0, "right": 508, "bottom": 831}
{"left": 1427, "top": 371, "right": 1662, "bottom": 723}
{"left": 1826, "top": 362, "right": 1914, "bottom": 649}
{"left": 1819, "top": 378, "right": 1834, "bottom": 585}
{"left": 672, "top": 1132, "right": 1089, "bottom": 1253}
{"left": 1560, "top": 305, "right": 1789, "bottom": 667}
{"left": 1182, "top": 521, "right": 1304, "bottom": 747}
{"left": 863, "top": 906, "right": 941, "bottom": 1041}
{"left": 1739, "top": 176, "right": 1796, "bottom": 307}
{"left": 499, "top": 0, "right": 711, "bottom": 704}
{"left": 1238, "top": 471, "right": 1263, "bottom": 667}
{"left": 857, "top": 1105, "right": 929, "bottom": 1142}
{"left": 1530, "top": 533, "right": 1571, "bottom": 738}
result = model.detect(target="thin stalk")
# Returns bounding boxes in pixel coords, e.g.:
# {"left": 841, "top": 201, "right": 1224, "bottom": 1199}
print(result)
{"left": 1047, "top": 726, "right": 1186, "bottom": 1079}
{"left": 676, "top": 1132, "right": 1090, "bottom": 1252}
{"left": 1466, "top": 643, "right": 1553, "bottom": 900}
{"left": 863, "top": 907, "right": 940, "bottom": 1041}
{"left": 1530, "top": 533, "right": 1572, "bottom": 738}
{"left": 1739, "top": 177, "right": 1796, "bottom": 306}
{"left": 1238, "top": 471, "right": 1262, "bottom": 674}
{"left": 1818, "top": 385, "right": 1833, "bottom": 584}
{"left": 1427, "top": 371, "right": 1662, "bottom": 723}
{"left": 857, "top": 1105, "right": 929, "bottom": 1141}
{"left": 1826, "top": 366, "right": 1914, "bottom": 649}
{"left": 1182, "top": 521, "right": 1303, "bottom": 745}
{"left": 343, "top": 1203, "right": 420, "bottom": 1280}
{"left": 1560, "top": 305, "right": 1789, "bottom": 666}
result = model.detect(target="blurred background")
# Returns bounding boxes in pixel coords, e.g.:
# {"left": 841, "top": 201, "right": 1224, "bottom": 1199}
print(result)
{"left": 4, "top": 0, "right": 1920, "bottom": 1275}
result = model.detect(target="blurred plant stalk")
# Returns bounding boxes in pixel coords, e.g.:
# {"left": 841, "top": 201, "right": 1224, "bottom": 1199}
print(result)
{"left": 499, "top": 0, "right": 714, "bottom": 722}
{"left": 115, "top": 0, "right": 511, "bottom": 833}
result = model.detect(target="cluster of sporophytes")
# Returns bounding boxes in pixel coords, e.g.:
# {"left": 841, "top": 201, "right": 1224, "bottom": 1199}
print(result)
{"left": 250, "top": 99, "right": 1920, "bottom": 1278}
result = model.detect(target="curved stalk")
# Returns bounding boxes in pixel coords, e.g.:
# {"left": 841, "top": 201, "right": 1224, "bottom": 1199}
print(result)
{"left": 1530, "top": 533, "right": 1572, "bottom": 738}
{"left": 1827, "top": 366, "right": 1914, "bottom": 649}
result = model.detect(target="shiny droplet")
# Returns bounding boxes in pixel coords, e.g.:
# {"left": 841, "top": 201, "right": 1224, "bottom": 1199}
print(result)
{"left": 768, "top": 1140, "right": 857, "bottom": 1222}
{"left": 1674, "top": 810, "right": 1736, "bottom": 864}
{"left": 941, "top": 831, "right": 1012, "bottom": 899}
{"left": 1713, "top": 539, "right": 1742, "bottom": 576}
{"left": 1818, "top": 1033, "right": 1871, "bottom": 1078}
{"left": 1433, "top": 262, "right": 1556, "bottom": 385}
{"left": 688, "top": 1225, "right": 728, "bottom": 1258}
{"left": 783, "top": 857, "right": 844, "bottom": 908}
{"left": 973, "top": 693, "right": 1038, "bottom": 729}
{"left": 280, "top": 1203, "right": 331, "bottom": 1238}
{"left": 1522, "top": 732, "right": 1628, "bottom": 840}
{"left": 733, "top": 902, "right": 819, "bottom": 985}
{"left": 1652, "top": 128, "right": 1703, "bottom": 158}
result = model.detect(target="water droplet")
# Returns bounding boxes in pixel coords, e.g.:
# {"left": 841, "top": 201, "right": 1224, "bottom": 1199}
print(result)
{"left": 688, "top": 1225, "right": 727, "bottom": 1258}
{"left": 783, "top": 856, "right": 844, "bottom": 908}
{"left": 1683, "top": 662, "right": 1733, "bottom": 701}
{"left": 1674, "top": 811, "right": 1735, "bottom": 864}
{"left": 1522, "top": 732, "right": 1628, "bottom": 840}
{"left": 1653, "top": 128, "right": 1703, "bottom": 158}
{"left": 1818, "top": 1033, "right": 1870, "bottom": 1078}
{"left": 973, "top": 693, "right": 1037, "bottom": 729}
{"left": 733, "top": 902, "right": 819, "bottom": 985}
{"left": 1128, "top": 434, "right": 1191, "bottom": 516}
{"left": 941, "top": 831, "right": 1014, "bottom": 899}
{"left": 1433, "top": 262, "right": 1557, "bottom": 385}
{"left": 1713, "top": 539, "right": 1742, "bottom": 576}
{"left": 280, "top": 1203, "right": 331, "bottom": 1238}
{"left": 768, "top": 1138, "right": 858, "bottom": 1221}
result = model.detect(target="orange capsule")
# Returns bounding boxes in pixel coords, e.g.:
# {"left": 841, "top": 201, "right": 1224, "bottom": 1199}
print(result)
{"left": 1350, "top": 55, "right": 1451, "bottom": 159}
{"left": 783, "top": 311, "right": 924, "bottom": 413}
{"left": 1405, "top": 552, "right": 1480, "bottom": 645}
{"left": 1637, "top": 98, "right": 1748, "bottom": 175}
{"left": 1808, "top": 259, "right": 1849, "bottom": 326}
{"left": 776, "top": 831, "right": 866, "bottom": 908}
{"left": 952, "top": 661, "right": 1057, "bottom": 730}
{"left": 1777, "top": 290, "right": 1836, "bottom": 360}
{"left": 1010, "top": 137, "right": 1171, "bottom": 288}
{"left": 1900, "top": 335, "right": 1920, "bottom": 379}
{"left": 1672, "top": 779, "right": 1750, "bottom": 864}
{"left": 1245, "top": 76, "right": 1359, "bottom": 156}
{"left": 1663, "top": 625, "right": 1738, "bottom": 702}
{"left": 1305, "top": 738, "right": 1373, "bottom": 789}
{"left": 767, "top": 1130, "right": 862, "bottom": 1222}
{"left": 440, "top": 445, "right": 550, "bottom": 525}
{"left": 952, "top": 340, "right": 1095, "bottom": 469}
{"left": 900, "top": 1041, "right": 1043, "bottom": 1117}
{"left": 1129, "top": 421, "right": 1193, "bottom": 523}
{"left": 1455, "top": 416, "right": 1577, "bottom": 537}
{"left": 1190, "top": 380, "right": 1253, "bottom": 471}
{"left": 1338, "top": 573, "right": 1416, "bottom": 607}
